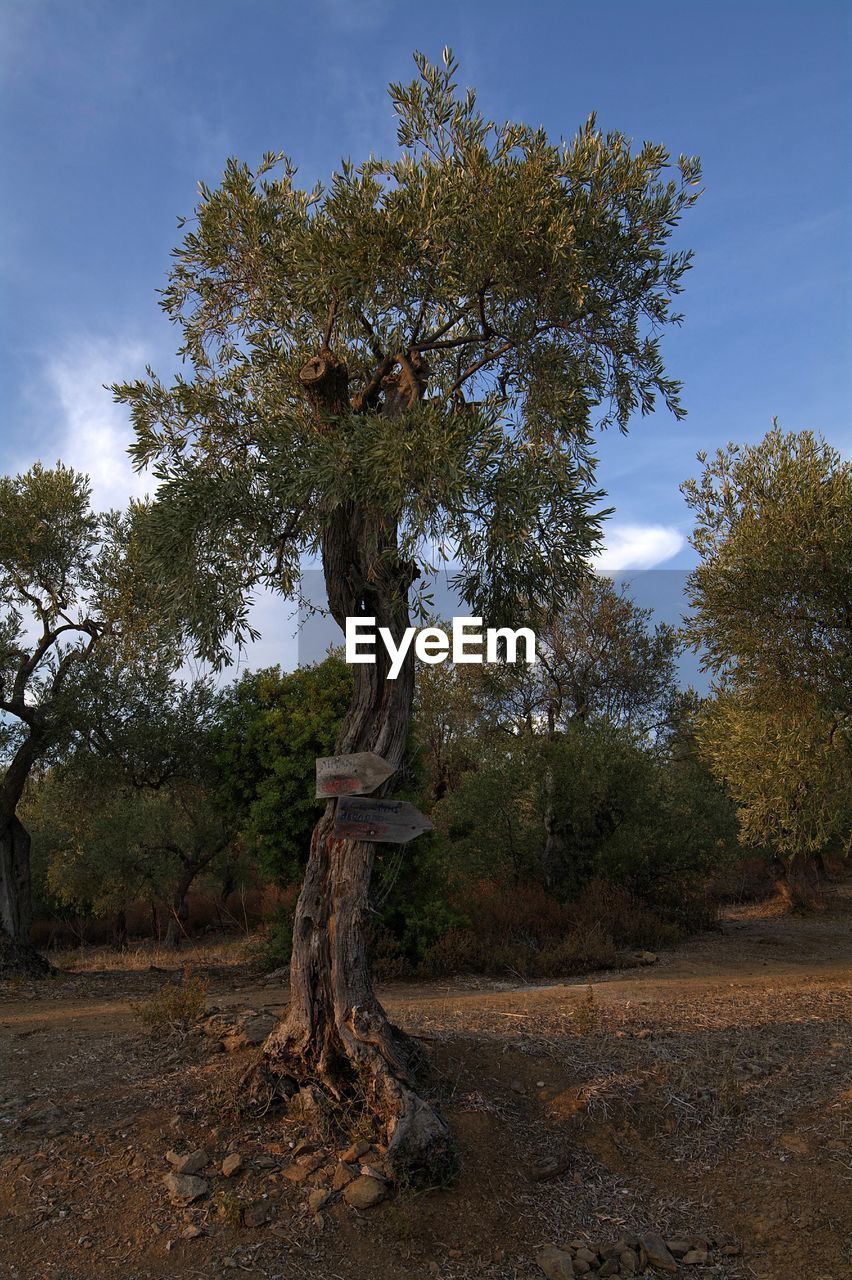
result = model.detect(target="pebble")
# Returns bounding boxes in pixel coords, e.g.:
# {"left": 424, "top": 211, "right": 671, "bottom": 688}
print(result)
{"left": 221, "top": 1153, "right": 243, "bottom": 1178}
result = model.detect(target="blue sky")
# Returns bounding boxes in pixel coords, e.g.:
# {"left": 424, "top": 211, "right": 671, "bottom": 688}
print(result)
{"left": 1, "top": 0, "right": 849, "bottom": 668}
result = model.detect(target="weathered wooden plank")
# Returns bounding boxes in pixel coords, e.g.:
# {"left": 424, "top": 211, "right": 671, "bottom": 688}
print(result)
{"left": 332, "top": 797, "right": 433, "bottom": 844}
{"left": 315, "top": 751, "right": 396, "bottom": 798}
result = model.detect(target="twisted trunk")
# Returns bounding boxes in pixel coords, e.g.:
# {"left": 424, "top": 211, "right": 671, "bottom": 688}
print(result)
{"left": 250, "top": 347, "right": 453, "bottom": 1178}
{"left": 0, "top": 816, "right": 49, "bottom": 975}
{"left": 0, "top": 734, "right": 51, "bottom": 975}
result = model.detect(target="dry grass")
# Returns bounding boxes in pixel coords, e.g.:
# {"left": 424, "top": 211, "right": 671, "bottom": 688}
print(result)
{"left": 130, "top": 967, "right": 209, "bottom": 1038}
{"left": 49, "top": 932, "right": 253, "bottom": 973}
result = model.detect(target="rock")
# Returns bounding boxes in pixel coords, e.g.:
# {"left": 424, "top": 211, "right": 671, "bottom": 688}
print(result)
{"left": 291, "top": 1138, "right": 319, "bottom": 1157}
{"left": 243, "top": 1200, "right": 271, "bottom": 1228}
{"left": 163, "top": 1172, "right": 209, "bottom": 1204}
{"left": 601, "top": 1239, "right": 632, "bottom": 1259}
{"left": 343, "top": 1174, "right": 387, "bottom": 1209}
{"left": 636, "top": 950, "right": 658, "bottom": 965}
{"left": 529, "top": 1154, "right": 572, "bottom": 1182}
{"left": 308, "top": 1187, "right": 331, "bottom": 1215}
{"left": 639, "top": 1233, "right": 677, "bottom": 1273}
{"left": 332, "top": 1161, "right": 357, "bottom": 1191}
{"left": 182, "top": 1224, "right": 204, "bottom": 1240}
{"left": 221, "top": 1154, "right": 243, "bottom": 1178}
{"left": 282, "top": 1152, "right": 325, "bottom": 1183}
{"left": 535, "top": 1245, "right": 575, "bottom": 1279}
{"left": 573, "top": 1261, "right": 590, "bottom": 1276}
{"left": 720, "top": 1244, "right": 742, "bottom": 1257}
{"left": 241, "top": 1014, "right": 276, "bottom": 1045}
{"left": 682, "top": 1249, "right": 708, "bottom": 1265}
{"left": 598, "top": 1261, "right": 620, "bottom": 1278}
{"left": 338, "top": 1139, "right": 370, "bottom": 1162}
{"left": 665, "top": 1239, "right": 692, "bottom": 1258}
{"left": 575, "top": 1248, "right": 597, "bottom": 1265}
{"left": 619, "top": 1249, "right": 638, "bottom": 1275}
{"left": 166, "top": 1148, "right": 208, "bottom": 1176}
{"left": 510, "top": 1079, "right": 526, "bottom": 1094}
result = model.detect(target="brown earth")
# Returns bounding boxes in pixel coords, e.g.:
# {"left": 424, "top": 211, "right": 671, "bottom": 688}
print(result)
{"left": 1, "top": 894, "right": 850, "bottom": 1280}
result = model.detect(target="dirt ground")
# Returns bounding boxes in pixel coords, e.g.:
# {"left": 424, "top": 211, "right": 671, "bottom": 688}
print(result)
{"left": 1, "top": 894, "right": 850, "bottom": 1280}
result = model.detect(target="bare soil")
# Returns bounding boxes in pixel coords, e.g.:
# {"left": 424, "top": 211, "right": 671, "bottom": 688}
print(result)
{"left": 1, "top": 894, "right": 850, "bottom": 1280}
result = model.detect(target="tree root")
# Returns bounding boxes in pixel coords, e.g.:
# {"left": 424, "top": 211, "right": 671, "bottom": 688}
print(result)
{"left": 239, "top": 1014, "right": 455, "bottom": 1183}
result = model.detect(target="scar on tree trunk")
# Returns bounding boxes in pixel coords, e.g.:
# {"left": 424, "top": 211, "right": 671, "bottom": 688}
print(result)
{"left": 243, "top": 348, "right": 453, "bottom": 1181}
{"left": 0, "top": 816, "right": 52, "bottom": 976}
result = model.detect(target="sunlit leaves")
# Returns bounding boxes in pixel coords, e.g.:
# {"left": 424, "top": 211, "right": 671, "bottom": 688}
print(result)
{"left": 113, "top": 51, "right": 700, "bottom": 664}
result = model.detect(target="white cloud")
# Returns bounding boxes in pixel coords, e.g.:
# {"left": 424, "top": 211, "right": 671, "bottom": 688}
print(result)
{"left": 594, "top": 523, "right": 684, "bottom": 571}
{"left": 42, "top": 335, "right": 155, "bottom": 512}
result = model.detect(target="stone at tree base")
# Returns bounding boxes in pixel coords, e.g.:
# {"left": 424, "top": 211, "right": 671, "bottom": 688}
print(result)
{"left": 308, "top": 1187, "right": 331, "bottom": 1215}
{"left": 573, "top": 1260, "right": 591, "bottom": 1276}
{"left": 338, "top": 1138, "right": 371, "bottom": 1162}
{"left": 535, "top": 1244, "right": 576, "bottom": 1279}
{"left": 598, "top": 1260, "right": 619, "bottom": 1278}
{"left": 343, "top": 1175, "right": 387, "bottom": 1209}
{"left": 282, "top": 1152, "right": 325, "bottom": 1183}
{"left": 163, "top": 1172, "right": 208, "bottom": 1203}
{"left": 665, "top": 1239, "right": 692, "bottom": 1258}
{"left": 682, "top": 1249, "right": 709, "bottom": 1265}
{"left": 221, "top": 1153, "right": 243, "bottom": 1177}
{"left": 639, "top": 1232, "right": 678, "bottom": 1273}
{"left": 332, "top": 1161, "right": 357, "bottom": 1190}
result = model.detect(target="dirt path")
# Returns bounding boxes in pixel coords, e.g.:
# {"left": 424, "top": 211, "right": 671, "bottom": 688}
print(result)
{"left": 1, "top": 903, "right": 850, "bottom": 1280}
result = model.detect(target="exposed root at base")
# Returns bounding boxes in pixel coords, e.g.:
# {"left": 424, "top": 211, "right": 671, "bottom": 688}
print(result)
{"left": 238, "top": 1037, "right": 456, "bottom": 1185}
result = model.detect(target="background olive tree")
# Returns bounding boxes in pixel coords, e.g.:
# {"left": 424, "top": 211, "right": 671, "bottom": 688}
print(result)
{"left": 683, "top": 426, "right": 851, "bottom": 865}
{"left": 0, "top": 464, "right": 133, "bottom": 973}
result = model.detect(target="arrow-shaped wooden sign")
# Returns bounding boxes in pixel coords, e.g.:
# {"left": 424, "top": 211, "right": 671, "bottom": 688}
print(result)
{"left": 315, "top": 752, "right": 396, "bottom": 799}
{"left": 332, "top": 796, "right": 433, "bottom": 844}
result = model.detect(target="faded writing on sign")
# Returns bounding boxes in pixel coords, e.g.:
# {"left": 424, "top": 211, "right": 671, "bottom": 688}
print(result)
{"left": 332, "top": 796, "right": 433, "bottom": 844}
{"left": 315, "top": 752, "right": 395, "bottom": 799}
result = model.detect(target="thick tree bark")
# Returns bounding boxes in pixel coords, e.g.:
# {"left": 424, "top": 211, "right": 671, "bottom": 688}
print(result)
{"left": 164, "top": 865, "right": 196, "bottom": 949}
{"left": 0, "top": 816, "right": 50, "bottom": 975}
{"left": 249, "top": 348, "right": 453, "bottom": 1179}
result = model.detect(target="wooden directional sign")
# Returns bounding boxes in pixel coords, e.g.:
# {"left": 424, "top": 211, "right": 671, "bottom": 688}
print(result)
{"left": 332, "top": 796, "right": 433, "bottom": 844}
{"left": 315, "top": 751, "right": 396, "bottom": 799}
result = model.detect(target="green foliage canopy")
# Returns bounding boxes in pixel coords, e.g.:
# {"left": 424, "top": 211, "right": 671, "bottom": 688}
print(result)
{"left": 683, "top": 426, "right": 852, "bottom": 858}
{"left": 114, "top": 50, "right": 701, "bottom": 663}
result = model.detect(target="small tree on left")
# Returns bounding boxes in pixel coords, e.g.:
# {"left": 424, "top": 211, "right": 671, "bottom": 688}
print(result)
{"left": 0, "top": 463, "right": 130, "bottom": 973}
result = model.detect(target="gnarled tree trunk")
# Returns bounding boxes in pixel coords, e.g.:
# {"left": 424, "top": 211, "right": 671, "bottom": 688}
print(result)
{"left": 250, "top": 348, "right": 453, "bottom": 1179}
{"left": 0, "top": 816, "right": 50, "bottom": 975}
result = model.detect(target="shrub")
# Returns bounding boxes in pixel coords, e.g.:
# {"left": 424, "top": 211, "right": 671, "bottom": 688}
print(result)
{"left": 132, "top": 968, "right": 208, "bottom": 1038}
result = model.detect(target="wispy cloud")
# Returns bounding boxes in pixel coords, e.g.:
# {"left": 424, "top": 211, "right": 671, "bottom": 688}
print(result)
{"left": 38, "top": 335, "right": 155, "bottom": 512}
{"left": 594, "top": 522, "right": 684, "bottom": 571}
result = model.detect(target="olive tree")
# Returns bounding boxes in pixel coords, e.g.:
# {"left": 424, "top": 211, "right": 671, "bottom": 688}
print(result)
{"left": 683, "top": 425, "right": 851, "bottom": 862}
{"left": 0, "top": 465, "right": 117, "bottom": 973}
{"left": 115, "top": 51, "right": 699, "bottom": 1174}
